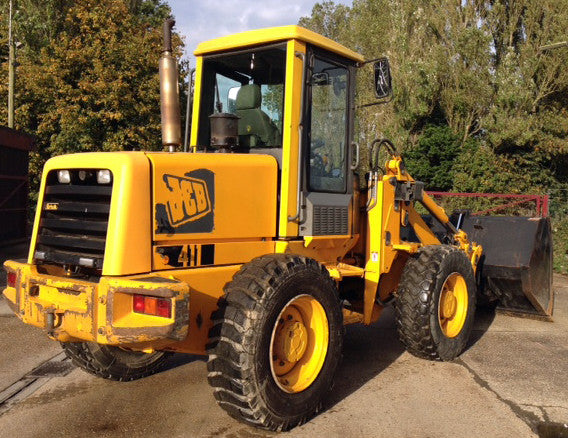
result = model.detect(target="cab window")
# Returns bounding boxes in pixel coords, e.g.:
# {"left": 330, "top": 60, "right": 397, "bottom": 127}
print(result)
{"left": 308, "top": 57, "right": 348, "bottom": 193}
{"left": 198, "top": 45, "right": 286, "bottom": 149}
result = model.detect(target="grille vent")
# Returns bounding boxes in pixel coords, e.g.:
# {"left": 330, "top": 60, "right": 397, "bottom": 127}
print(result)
{"left": 313, "top": 206, "right": 348, "bottom": 235}
{"left": 35, "top": 169, "right": 112, "bottom": 270}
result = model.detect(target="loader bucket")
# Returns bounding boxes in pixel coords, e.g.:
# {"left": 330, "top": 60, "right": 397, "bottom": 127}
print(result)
{"left": 459, "top": 216, "right": 553, "bottom": 320}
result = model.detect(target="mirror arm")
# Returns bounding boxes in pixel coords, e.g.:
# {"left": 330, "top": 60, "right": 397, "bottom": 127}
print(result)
{"left": 356, "top": 94, "right": 394, "bottom": 109}
{"left": 356, "top": 57, "right": 388, "bottom": 67}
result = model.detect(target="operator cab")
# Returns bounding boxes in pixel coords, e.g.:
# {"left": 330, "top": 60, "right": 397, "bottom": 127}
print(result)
{"left": 191, "top": 26, "right": 371, "bottom": 238}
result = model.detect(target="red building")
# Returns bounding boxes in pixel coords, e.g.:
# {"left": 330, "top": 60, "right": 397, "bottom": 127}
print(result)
{"left": 0, "top": 126, "right": 35, "bottom": 245}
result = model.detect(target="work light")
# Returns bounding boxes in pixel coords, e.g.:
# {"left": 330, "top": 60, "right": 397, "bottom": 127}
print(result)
{"left": 97, "top": 169, "right": 112, "bottom": 184}
{"left": 57, "top": 170, "right": 71, "bottom": 184}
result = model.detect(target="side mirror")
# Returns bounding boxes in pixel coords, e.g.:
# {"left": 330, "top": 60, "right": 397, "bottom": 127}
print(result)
{"left": 311, "top": 72, "right": 330, "bottom": 86}
{"left": 373, "top": 58, "right": 392, "bottom": 99}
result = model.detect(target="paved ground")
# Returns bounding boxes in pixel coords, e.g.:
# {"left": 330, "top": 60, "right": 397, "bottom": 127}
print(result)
{"left": 0, "top": 244, "right": 566, "bottom": 437}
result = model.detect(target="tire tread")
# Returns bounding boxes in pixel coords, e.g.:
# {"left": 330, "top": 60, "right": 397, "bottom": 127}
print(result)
{"left": 206, "top": 253, "right": 340, "bottom": 431}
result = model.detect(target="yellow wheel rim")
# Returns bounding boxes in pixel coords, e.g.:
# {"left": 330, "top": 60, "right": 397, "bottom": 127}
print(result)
{"left": 438, "top": 273, "right": 468, "bottom": 338}
{"left": 269, "top": 295, "right": 329, "bottom": 393}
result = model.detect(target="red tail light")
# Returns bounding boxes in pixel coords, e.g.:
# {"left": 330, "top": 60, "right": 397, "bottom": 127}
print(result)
{"left": 132, "top": 295, "right": 171, "bottom": 318}
{"left": 156, "top": 298, "right": 171, "bottom": 318}
{"left": 7, "top": 272, "right": 17, "bottom": 288}
{"left": 133, "top": 295, "right": 145, "bottom": 313}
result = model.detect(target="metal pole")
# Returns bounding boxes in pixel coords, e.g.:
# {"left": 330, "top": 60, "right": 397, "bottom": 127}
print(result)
{"left": 8, "top": 0, "right": 15, "bottom": 128}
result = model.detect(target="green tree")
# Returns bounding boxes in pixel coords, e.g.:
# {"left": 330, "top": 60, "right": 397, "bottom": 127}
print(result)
{"left": 298, "top": 1, "right": 352, "bottom": 44}
{"left": 404, "top": 124, "right": 461, "bottom": 191}
{"left": 300, "top": 0, "right": 568, "bottom": 189}
{"left": 0, "top": 0, "right": 182, "bottom": 199}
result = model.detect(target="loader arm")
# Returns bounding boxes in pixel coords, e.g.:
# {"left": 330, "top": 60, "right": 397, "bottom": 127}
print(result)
{"left": 362, "top": 140, "right": 482, "bottom": 324}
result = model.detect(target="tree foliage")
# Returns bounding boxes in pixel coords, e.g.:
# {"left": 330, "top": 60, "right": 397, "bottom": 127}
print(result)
{"left": 0, "top": 0, "right": 182, "bottom": 197}
{"left": 300, "top": 0, "right": 568, "bottom": 183}
{"left": 300, "top": 0, "right": 568, "bottom": 271}
{"left": 404, "top": 125, "right": 461, "bottom": 192}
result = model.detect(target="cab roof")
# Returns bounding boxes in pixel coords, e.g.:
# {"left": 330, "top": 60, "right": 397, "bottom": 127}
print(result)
{"left": 194, "top": 25, "right": 364, "bottom": 63}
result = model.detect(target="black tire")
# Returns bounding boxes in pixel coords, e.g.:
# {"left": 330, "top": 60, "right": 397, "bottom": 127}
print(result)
{"left": 61, "top": 342, "right": 170, "bottom": 381}
{"left": 395, "top": 245, "right": 476, "bottom": 361}
{"left": 206, "top": 254, "right": 343, "bottom": 431}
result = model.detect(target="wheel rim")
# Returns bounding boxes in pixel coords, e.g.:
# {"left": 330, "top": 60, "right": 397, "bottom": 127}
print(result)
{"left": 269, "top": 294, "right": 329, "bottom": 393}
{"left": 438, "top": 273, "right": 468, "bottom": 338}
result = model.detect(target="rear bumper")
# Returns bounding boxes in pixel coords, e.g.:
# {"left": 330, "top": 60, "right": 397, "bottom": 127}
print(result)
{"left": 2, "top": 260, "right": 190, "bottom": 349}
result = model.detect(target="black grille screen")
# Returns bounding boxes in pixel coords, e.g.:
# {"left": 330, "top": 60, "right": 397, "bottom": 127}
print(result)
{"left": 313, "top": 206, "right": 348, "bottom": 235}
{"left": 35, "top": 169, "right": 112, "bottom": 270}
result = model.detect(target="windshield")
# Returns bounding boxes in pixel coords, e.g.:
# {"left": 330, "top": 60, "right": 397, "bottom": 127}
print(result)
{"left": 198, "top": 45, "right": 286, "bottom": 149}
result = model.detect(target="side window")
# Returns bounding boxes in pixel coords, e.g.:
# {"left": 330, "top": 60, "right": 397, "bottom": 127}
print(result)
{"left": 199, "top": 46, "right": 286, "bottom": 149}
{"left": 227, "top": 83, "right": 284, "bottom": 140}
{"left": 261, "top": 84, "right": 284, "bottom": 138}
{"left": 308, "top": 57, "right": 348, "bottom": 193}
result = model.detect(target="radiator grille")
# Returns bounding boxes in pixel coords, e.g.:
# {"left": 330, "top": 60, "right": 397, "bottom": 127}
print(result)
{"left": 313, "top": 206, "right": 348, "bottom": 235}
{"left": 34, "top": 169, "right": 112, "bottom": 270}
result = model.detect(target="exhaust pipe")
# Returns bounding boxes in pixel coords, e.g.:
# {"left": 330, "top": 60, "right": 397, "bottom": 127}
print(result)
{"left": 160, "top": 19, "right": 181, "bottom": 152}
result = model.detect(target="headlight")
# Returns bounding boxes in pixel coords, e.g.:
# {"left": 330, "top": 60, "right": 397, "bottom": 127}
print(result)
{"left": 57, "top": 170, "right": 71, "bottom": 184}
{"left": 97, "top": 169, "right": 112, "bottom": 184}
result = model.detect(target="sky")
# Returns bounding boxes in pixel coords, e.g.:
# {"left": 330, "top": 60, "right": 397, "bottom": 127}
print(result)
{"left": 167, "top": 0, "right": 353, "bottom": 63}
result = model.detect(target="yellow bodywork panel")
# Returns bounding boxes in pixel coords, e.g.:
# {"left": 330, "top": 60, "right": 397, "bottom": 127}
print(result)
{"left": 30, "top": 152, "right": 153, "bottom": 277}
{"left": 148, "top": 152, "right": 277, "bottom": 241}
{"left": 278, "top": 39, "right": 305, "bottom": 238}
{"left": 194, "top": 25, "right": 364, "bottom": 63}
{"left": 363, "top": 180, "right": 385, "bottom": 324}
{"left": 152, "top": 241, "right": 274, "bottom": 271}
{"left": 163, "top": 264, "right": 243, "bottom": 354}
{"left": 4, "top": 260, "right": 96, "bottom": 342}
{"left": 4, "top": 259, "right": 217, "bottom": 353}
{"left": 275, "top": 236, "right": 359, "bottom": 266}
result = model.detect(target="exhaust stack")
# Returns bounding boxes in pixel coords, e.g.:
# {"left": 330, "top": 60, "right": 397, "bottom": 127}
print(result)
{"left": 159, "top": 19, "right": 181, "bottom": 152}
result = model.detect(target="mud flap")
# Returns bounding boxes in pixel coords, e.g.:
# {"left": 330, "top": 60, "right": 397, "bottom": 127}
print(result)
{"left": 459, "top": 216, "right": 553, "bottom": 320}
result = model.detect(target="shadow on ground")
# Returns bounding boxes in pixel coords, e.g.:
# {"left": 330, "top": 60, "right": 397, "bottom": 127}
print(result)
{"left": 326, "top": 306, "right": 404, "bottom": 407}
{"left": 148, "top": 299, "right": 498, "bottom": 419}
{"left": 161, "top": 352, "right": 206, "bottom": 372}
{"left": 324, "top": 303, "right": 496, "bottom": 410}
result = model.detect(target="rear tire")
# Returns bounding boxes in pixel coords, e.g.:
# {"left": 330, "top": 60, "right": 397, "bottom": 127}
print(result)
{"left": 206, "top": 254, "right": 343, "bottom": 431}
{"left": 61, "top": 342, "right": 170, "bottom": 381}
{"left": 395, "top": 245, "right": 476, "bottom": 361}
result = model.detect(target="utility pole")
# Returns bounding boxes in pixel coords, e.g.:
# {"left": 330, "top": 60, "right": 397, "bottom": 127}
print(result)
{"left": 7, "top": 0, "right": 15, "bottom": 128}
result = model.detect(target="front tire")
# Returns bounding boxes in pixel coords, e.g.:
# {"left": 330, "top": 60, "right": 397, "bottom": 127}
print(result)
{"left": 395, "top": 245, "right": 476, "bottom": 361}
{"left": 206, "top": 254, "right": 343, "bottom": 431}
{"left": 61, "top": 342, "right": 170, "bottom": 381}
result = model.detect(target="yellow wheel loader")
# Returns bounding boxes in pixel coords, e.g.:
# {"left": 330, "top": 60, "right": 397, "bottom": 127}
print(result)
{"left": 2, "top": 21, "right": 553, "bottom": 431}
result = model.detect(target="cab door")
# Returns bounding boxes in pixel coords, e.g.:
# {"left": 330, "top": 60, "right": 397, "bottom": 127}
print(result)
{"left": 299, "top": 48, "right": 355, "bottom": 237}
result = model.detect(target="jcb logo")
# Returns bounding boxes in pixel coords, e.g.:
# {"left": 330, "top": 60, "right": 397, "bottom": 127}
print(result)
{"left": 163, "top": 174, "right": 212, "bottom": 227}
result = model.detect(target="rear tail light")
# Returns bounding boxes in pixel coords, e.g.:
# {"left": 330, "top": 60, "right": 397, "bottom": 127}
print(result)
{"left": 156, "top": 298, "right": 171, "bottom": 318}
{"left": 132, "top": 295, "right": 172, "bottom": 318}
{"left": 7, "top": 272, "right": 17, "bottom": 288}
{"left": 133, "top": 295, "right": 145, "bottom": 313}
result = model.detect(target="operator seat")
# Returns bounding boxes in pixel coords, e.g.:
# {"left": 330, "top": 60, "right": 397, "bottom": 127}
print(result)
{"left": 235, "top": 84, "right": 280, "bottom": 147}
